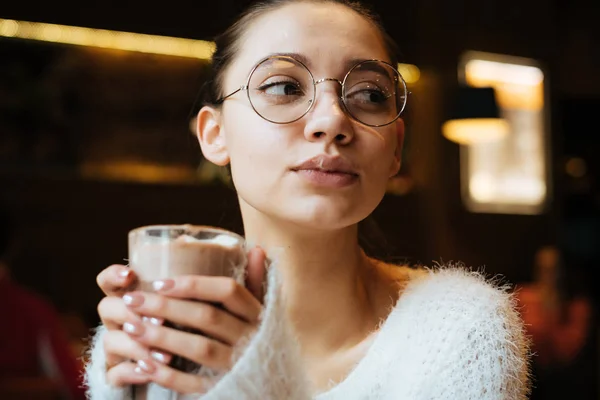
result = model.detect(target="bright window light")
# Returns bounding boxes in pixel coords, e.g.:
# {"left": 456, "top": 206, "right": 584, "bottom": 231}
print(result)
{"left": 458, "top": 51, "right": 550, "bottom": 215}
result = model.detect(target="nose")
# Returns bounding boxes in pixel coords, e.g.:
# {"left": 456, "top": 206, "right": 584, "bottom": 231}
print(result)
{"left": 303, "top": 79, "right": 355, "bottom": 145}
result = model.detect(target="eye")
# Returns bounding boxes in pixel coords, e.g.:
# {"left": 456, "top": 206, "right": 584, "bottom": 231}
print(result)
{"left": 345, "top": 82, "right": 392, "bottom": 106}
{"left": 257, "top": 80, "right": 304, "bottom": 96}
{"left": 355, "top": 89, "right": 388, "bottom": 104}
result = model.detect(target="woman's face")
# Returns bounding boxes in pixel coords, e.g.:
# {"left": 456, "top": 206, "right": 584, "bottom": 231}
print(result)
{"left": 199, "top": 2, "right": 404, "bottom": 231}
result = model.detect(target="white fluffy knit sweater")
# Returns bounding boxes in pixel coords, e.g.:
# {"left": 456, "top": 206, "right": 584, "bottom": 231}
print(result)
{"left": 85, "top": 265, "right": 531, "bottom": 400}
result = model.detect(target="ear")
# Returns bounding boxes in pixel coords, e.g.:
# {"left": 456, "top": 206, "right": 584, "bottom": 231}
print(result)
{"left": 196, "top": 106, "right": 230, "bottom": 166}
{"left": 389, "top": 118, "right": 405, "bottom": 177}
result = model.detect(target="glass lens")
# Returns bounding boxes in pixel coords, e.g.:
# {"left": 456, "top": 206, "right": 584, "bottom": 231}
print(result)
{"left": 248, "top": 56, "right": 315, "bottom": 123}
{"left": 343, "top": 60, "right": 406, "bottom": 126}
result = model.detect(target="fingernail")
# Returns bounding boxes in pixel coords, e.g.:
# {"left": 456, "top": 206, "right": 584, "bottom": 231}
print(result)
{"left": 123, "top": 293, "right": 144, "bottom": 307}
{"left": 137, "top": 359, "right": 156, "bottom": 373}
{"left": 152, "top": 279, "right": 174, "bottom": 291}
{"left": 150, "top": 351, "right": 170, "bottom": 364}
{"left": 142, "top": 316, "right": 163, "bottom": 326}
{"left": 123, "top": 322, "right": 144, "bottom": 336}
{"left": 134, "top": 366, "right": 145, "bottom": 374}
{"left": 119, "top": 269, "right": 131, "bottom": 278}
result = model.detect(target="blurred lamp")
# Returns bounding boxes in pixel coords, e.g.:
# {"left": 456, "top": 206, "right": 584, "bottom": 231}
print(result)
{"left": 442, "top": 86, "right": 509, "bottom": 145}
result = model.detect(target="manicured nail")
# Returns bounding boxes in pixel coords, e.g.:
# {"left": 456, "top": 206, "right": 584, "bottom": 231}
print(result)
{"left": 152, "top": 279, "right": 174, "bottom": 291}
{"left": 123, "top": 322, "right": 144, "bottom": 335}
{"left": 150, "top": 351, "right": 170, "bottom": 364}
{"left": 123, "top": 293, "right": 144, "bottom": 307}
{"left": 137, "top": 359, "right": 156, "bottom": 373}
{"left": 142, "top": 316, "right": 163, "bottom": 326}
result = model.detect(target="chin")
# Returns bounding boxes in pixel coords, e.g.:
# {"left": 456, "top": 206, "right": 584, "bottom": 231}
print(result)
{"left": 292, "top": 215, "right": 358, "bottom": 231}
{"left": 238, "top": 184, "right": 384, "bottom": 231}
{"left": 281, "top": 197, "right": 373, "bottom": 231}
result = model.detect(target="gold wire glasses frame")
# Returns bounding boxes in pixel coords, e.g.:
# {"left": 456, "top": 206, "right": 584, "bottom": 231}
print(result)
{"left": 215, "top": 55, "right": 410, "bottom": 127}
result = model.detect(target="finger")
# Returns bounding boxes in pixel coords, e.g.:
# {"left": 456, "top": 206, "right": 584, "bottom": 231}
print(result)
{"left": 103, "top": 330, "right": 152, "bottom": 369}
{"left": 246, "top": 246, "right": 267, "bottom": 302}
{"left": 153, "top": 276, "right": 262, "bottom": 323}
{"left": 106, "top": 361, "right": 152, "bottom": 387}
{"left": 123, "top": 292, "right": 250, "bottom": 345}
{"left": 97, "top": 264, "right": 137, "bottom": 296}
{"left": 98, "top": 296, "right": 142, "bottom": 330}
{"left": 133, "top": 359, "right": 210, "bottom": 395}
{"left": 126, "top": 322, "right": 233, "bottom": 370}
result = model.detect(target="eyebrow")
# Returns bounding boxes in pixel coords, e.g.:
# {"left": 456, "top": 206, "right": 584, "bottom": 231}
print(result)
{"left": 262, "top": 52, "right": 383, "bottom": 75}
{"left": 264, "top": 52, "right": 313, "bottom": 68}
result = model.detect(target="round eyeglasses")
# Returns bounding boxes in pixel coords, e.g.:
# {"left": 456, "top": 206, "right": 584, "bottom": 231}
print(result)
{"left": 215, "top": 55, "right": 408, "bottom": 127}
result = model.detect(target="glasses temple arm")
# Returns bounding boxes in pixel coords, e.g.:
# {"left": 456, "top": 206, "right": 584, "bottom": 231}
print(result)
{"left": 215, "top": 86, "right": 246, "bottom": 105}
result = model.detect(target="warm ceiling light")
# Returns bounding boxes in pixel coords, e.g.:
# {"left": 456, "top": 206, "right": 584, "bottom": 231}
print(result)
{"left": 0, "top": 18, "right": 215, "bottom": 59}
{"left": 465, "top": 59, "right": 543, "bottom": 86}
{"left": 398, "top": 63, "right": 420, "bottom": 84}
{"left": 442, "top": 118, "right": 509, "bottom": 145}
{"left": 565, "top": 157, "right": 587, "bottom": 178}
{"left": 464, "top": 59, "right": 544, "bottom": 111}
{"left": 442, "top": 86, "right": 509, "bottom": 145}
{"left": 0, "top": 18, "right": 420, "bottom": 82}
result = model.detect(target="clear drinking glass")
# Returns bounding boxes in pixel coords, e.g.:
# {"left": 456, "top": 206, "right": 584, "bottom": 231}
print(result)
{"left": 127, "top": 225, "right": 247, "bottom": 399}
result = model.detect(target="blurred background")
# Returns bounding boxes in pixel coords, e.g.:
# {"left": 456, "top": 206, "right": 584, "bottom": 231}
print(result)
{"left": 0, "top": 0, "right": 598, "bottom": 398}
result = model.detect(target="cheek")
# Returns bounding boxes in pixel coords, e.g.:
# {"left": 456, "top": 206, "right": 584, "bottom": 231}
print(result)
{"left": 224, "top": 112, "right": 289, "bottom": 195}
{"left": 362, "top": 130, "right": 398, "bottom": 179}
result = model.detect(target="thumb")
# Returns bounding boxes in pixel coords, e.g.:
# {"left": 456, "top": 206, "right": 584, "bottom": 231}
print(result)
{"left": 245, "top": 246, "right": 267, "bottom": 302}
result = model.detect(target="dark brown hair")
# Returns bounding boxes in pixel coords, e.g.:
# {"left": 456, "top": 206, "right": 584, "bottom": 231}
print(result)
{"left": 199, "top": 0, "right": 400, "bottom": 107}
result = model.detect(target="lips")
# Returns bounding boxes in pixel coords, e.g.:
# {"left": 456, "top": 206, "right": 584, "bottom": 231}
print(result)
{"left": 291, "top": 155, "right": 358, "bottom": 175}
{"left": 291, "top": 155, "right": 359, "bottom": 188}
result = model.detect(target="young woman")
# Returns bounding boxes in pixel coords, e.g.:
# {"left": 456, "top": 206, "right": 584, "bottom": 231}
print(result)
{"left": 86, "top": 1, "right": 531, "bottom": 398}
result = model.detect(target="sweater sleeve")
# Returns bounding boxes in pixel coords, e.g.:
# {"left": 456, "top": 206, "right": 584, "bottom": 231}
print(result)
{"left": 84, "top": 324, "right": 132, "bottom": 400}
{"left": 199, "top": 265, "right": 312, "bottom": 400}
{"left": 421, "top": 268, "right": 532, "bottom": 400}
{"left": 84, "top": 264, "right": 312, "bottom": 400}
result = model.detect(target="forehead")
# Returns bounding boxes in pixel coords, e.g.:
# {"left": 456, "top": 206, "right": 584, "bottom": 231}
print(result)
{"left": 230, "top": 2, "right": 389, "bottom": 79}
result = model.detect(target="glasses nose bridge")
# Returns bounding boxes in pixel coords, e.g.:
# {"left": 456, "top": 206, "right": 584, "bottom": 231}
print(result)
{"left": 314, "top": 77, "right": 344, "bottom": 92}
{"left": 313, "top": 77, "right": 344, "bottom": 107}
{"left": 311, "top": 77, "right": 346, "bottom": 116}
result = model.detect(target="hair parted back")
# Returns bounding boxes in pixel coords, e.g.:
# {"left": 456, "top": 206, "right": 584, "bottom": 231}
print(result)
{"left": 199, "top": 0, "right": 400, "bottom": 107}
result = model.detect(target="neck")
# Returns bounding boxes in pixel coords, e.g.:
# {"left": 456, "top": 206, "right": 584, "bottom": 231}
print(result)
{"left": 240, "top": 202, "right": 380, "bottom": 358}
